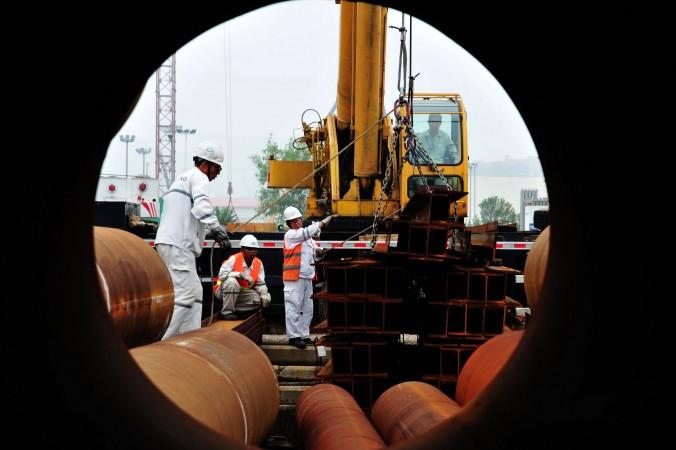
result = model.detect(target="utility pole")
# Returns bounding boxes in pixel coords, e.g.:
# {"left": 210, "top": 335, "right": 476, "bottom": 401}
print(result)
{"left": 176, "top": 125, "right": 197, "bottom": 172}
{"left": 119, "top": 134, "right": 136, "bottom": 178}
{"left": 135, "top": 147, "right": 152, "bottom": 176}
{"left": 469, "top": 162, "right": 478, "bottom": 222}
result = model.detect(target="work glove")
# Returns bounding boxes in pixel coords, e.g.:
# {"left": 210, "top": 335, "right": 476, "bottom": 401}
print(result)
{"left": 260, "top": 293, "right": 271, "bottom": 308}
{"left": 210, "top": 225, "right": 231, "bottom": 249}
{"left": 227, "top": 271, "right": 241, "bottom": 279}
{"left": 320, "top": 214, "right": 338, "bottom": 227}
{"left": 314, "top": 247, "right": 328, "bottom": 258}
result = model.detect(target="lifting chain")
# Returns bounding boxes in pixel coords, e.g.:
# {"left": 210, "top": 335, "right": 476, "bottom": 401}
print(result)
{"left": 371, "top": 142, "right": 397, "bottom": 246}
{"left": 371, "top": 98, "right": 409, "bottom": 246}
{"left": 409, "top": 133, "right": 460, "bottom": 253}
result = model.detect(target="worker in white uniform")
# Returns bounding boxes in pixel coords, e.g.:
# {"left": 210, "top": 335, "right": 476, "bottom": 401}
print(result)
{"left": 155, "top": 141, "right": 231, "bottom": 340}
{"left": 282, "top": 206, "right": 335, "bottom": 349}
{"left": 216, "top": 234, "right": 271, "bottom": 320}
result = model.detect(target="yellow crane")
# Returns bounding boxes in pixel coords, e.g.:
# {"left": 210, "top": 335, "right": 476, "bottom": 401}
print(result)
{"left": 267, "top": 1, "right": 468, "bottom": 231}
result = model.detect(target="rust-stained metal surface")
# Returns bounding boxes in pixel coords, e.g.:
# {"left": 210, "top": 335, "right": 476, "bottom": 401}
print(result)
{"left": 130, "top": 342, "right": 247, "bottom": 441}
{"left": 370, "top": 381, "right": 462, "bottom": 444}
{"left": 455, "top": 330, "right": 524, "bottom": 405}
{"left": 206, "top": 310, "right": 265, "bottom": 344}
{"left": 34, "top": 10, "right": 660, "bottom": 450}
{"left": 93, "top": 226, "right": 174, "bottom": 348}
{"left": 130, "top": 327, "right": 278, "bottom": 445}
{"left": 296, "top": 384, "right": 385, "bottom": 450}
{"left": 524, "top": 225, "right": 550, "bottom": 312}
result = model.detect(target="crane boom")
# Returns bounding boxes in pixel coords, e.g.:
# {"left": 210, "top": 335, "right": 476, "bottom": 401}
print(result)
{"left": 268, "top": 1, "right": 468, "bottom": 229}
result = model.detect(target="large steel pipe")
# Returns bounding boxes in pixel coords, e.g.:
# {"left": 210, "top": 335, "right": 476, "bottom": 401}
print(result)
{"left": 35, "top": 5, "right": 662, "bottom": 450}
{"left": 524, "top": 225, "right": 550, "bottom": 313}
{"left": 297, "top": 384, "right": 385, "bottom": 450}
{"left": 455, "top": 330, "right": 524, "bottom": 405}
{"left": 93, "top": 226, "right": 174, "bottom": 347}
{"left": 370, "top": 381, "right": 462, "bottom": 444}
{"left": 130, "top": 327, "right": 279, "bottom": 445}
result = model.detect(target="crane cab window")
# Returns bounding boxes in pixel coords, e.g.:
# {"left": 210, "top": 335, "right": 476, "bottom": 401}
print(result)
{"left": 414, "top": 113, "right": 460, "bottom": 165}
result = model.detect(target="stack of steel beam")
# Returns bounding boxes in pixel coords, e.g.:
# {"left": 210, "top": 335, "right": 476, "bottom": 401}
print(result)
{"left": 314, "top": 186, "right": 516, "bottom": 409}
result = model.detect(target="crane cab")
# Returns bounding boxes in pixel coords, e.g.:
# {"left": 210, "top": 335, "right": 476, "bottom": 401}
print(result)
{"left": 401, "top": 93, "right": 469, "bottom": 219}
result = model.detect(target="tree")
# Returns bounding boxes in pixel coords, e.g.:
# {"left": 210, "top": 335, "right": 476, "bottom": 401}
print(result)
{"left": 478, "top": 196, "right": 517, "bottom": 225}
{"left": 214, "top": 206, "right": 238, "bottom": 226}
{"left": 250, "top": 136, "right": 311, "bottom": 225}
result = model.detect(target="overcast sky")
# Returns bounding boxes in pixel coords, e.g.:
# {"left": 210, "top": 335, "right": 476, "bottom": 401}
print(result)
{"left": 103, "top": 0, "right": 540, "bottom": 200}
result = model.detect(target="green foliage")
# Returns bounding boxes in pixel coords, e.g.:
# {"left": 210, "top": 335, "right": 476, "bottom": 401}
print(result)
{"left": 478, "top": 196, "right": 517, "bottom": 224}
{"left": 214, "top": 206, "right": 238, "bottom": 225}
{"left": 250, "top": 136, "right": 311, "bottom": 224}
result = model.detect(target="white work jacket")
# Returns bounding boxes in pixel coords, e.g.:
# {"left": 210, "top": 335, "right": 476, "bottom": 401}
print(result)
{"left": 154, "top": 167, "right": 219, "bottom": 256}
{"left": 284, "top": 221, "right": 321, "bottom": 280}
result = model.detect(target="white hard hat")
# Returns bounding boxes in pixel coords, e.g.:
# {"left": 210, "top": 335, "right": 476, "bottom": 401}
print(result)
{"left": 193, "top": 141, "right": 224, "bottom": 166}
{"left": 283, "top": 206, "right": 302, "bottom": 222}
{"left": 240, "top": 234, "right": 259, "bottom": 248}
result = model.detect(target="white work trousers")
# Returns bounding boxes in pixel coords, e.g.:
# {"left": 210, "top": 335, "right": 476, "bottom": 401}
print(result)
{"left": 283, "top": 278, "right": 313, "bottom": 339}
{"left": 221, "top": 277, "right": 261, "bottom": 315}
{"left": 156, "top": 244, "right": 203, "bottom": 339}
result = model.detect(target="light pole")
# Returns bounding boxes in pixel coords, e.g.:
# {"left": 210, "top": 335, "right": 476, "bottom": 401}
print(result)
{"left": 119, "top": 134, "right": 135, "bottom": 178}
{"left": 469, "top": 162, "right": 478, "bottom": 222}
{"left": 176, "top": 125, "right": 197, "bottom": 172}
{"left": 135, "top": 147, "right": 152, "bottom": 176}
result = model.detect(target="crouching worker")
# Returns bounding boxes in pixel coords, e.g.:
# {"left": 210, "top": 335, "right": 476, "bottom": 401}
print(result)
{"left": 216, "top": 234, "right": 271, "bottom": 320}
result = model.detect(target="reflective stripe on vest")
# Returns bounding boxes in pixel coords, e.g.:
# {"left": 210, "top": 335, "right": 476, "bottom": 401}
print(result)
{"left": 232, "top": 253, "right": 261, "bottom": 288}
{"left": 282, "top": 243, "right": 301, "bottom": 281}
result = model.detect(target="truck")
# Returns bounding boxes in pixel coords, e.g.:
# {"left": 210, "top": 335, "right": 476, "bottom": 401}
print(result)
{"left": 94, "top": 174, "right": 161, "bottom": 237}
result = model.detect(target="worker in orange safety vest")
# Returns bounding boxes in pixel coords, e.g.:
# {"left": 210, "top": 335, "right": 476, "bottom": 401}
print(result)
{"left": 282, "top": 206, "right": 336, "bottom": 349}
{"left": 216, "top": 234, "right": 271, "bottom": 320}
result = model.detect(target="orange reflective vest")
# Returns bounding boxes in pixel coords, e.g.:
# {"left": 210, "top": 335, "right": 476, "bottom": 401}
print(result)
{"left": 232, "top": 253, "right": 261, "bottom": 288}
{"left": 282, "top": 243, "right": 301, "bottom": 281}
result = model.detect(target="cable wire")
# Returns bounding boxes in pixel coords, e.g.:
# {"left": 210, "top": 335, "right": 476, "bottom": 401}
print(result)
{"left": 320, "top": 206, "right": 403, "bottom": 256}
{"left": 232, "top": 106, "right": 397, "bottom": 233}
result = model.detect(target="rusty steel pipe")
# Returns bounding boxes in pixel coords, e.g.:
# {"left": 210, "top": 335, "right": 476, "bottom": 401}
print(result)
{"left": 130, "top": 342, "right": 247, "bottom": 441}
{"left": 524, "top": 225, "right": 550, "bottom": 313}
{"left": 455, "top": 330, "right": 525, "bottom": 406}
{"left": 130, "top": 327, "right": 279, "bottom": 446}
{"left": 370, "top": 381, "right": 462, "bottom": 445}
{"left": 93, "top": 226, "right": 174, "bottom": 348}
{"left": 297, "top": 384, "right": 385, "bottom": 450}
